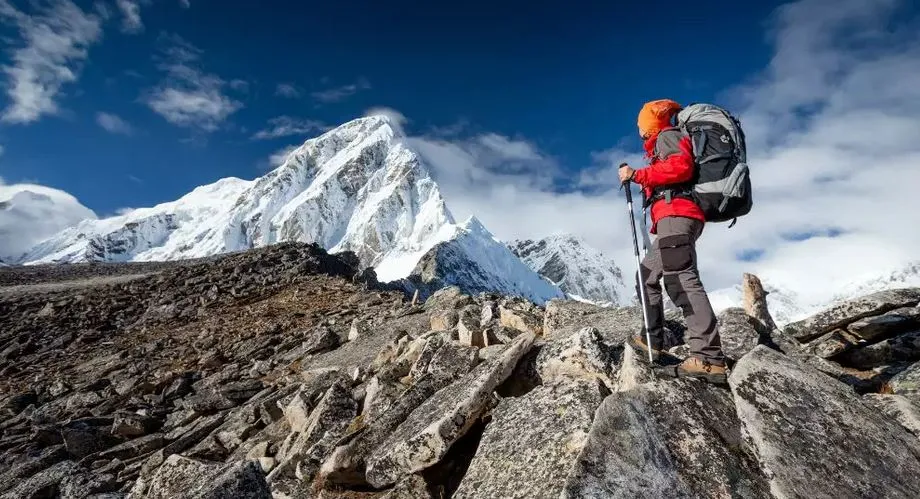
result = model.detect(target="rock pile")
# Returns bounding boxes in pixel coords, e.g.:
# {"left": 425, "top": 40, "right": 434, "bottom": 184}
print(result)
{"left": 2, "top": 243, "right": 920, "bottom": 498}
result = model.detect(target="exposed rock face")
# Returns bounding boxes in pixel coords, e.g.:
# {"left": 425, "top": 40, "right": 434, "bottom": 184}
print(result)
{"left": 563, "top": 379, "right": 769, "bottom": 499}
{"left": 454, "top": 379, "right": 604, "bottom": 499}
{"left": 131, "top": 455, "right": 271, "bottom": 498}
{"left": 6, "top": 245, "right": 920, "bottom": 499}
{"left": 784, "top": 288, "right": 920, "bottom": 342}
{"left": 730, "top": 346, "right": 920, "bottom": 498}
{"left": 364, "top": 333, "right": 535, "bottom": 487}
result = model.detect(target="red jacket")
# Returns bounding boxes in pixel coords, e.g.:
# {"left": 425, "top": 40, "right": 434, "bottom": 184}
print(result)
{"left": 632, "top": 129, "right": 705, "bottom": 232}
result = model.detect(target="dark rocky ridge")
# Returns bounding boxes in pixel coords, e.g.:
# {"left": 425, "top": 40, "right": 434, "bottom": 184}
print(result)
{"left": 2, "top": 243, "right": 920, "bottom": 498}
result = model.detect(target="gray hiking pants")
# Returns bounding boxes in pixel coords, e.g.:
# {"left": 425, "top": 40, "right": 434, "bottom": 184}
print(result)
{"left": 637, "top": 216, "right": 725, "bottom": 365}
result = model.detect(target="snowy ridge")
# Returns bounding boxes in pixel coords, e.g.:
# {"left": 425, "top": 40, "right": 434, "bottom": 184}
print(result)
{"left": 403, "top": 217, "right": 564, "bottom": 305}
{"left": 21, "top": 115, "right": 561, "bottom": 303}
{"left": 511, "top": 234, "right": 629, "bottom": 306}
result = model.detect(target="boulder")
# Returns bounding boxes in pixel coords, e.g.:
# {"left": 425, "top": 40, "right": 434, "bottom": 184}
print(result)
{"left": 729, "top": 345, "right": 920, "bottom": 498}
{"left": 61, "top": 421, "right": 120, "bottom": 459}
{"left": 96, "top": 433, "right": 165, "bottom": 461}
{"left": 349, "top": 319, "right": 370, "bottom": 341}
{"left": 364, "top": 332, "right": 535, "bottom": 487}
{"left": 847, "top": 307, "right": 920, "bottom": 341}
{"left": 112, "top": 412, "right": 161, "bottom": 438}
{"left": 381, "top": 474, "right": 432, "bottom": 499}
{"left": 562, "top": 379, "right": 768, "bottom": 499}
{"left": 715, "top": 308, "right": 760, "bottom": 360}
{"left": 362, "top": 377, "right": 405, "bottom": 421}
{"left": 303, "top": 325, "right": 340, "bottom": 355}
{"left": 453, "top": 379, "right": 604, "bottom": 499}
{"left": 0, "top": 445, "right": 68, "bottom": 489}
{"left": 614, "top": 343, "right": 657, "bottom": 392}
{"left": 457, "top": 307, "right": 487, "bottom": 348}
{"left": 498, "top": 305, "right": 542, "bottom": 336}
{"left": 130, "top": 455, "right": 271, "bottom": 499}
{"left": 509, "top": 327, "right": 621, "bottom": 394}
{"left": 837, "top": 330, "right": 920, "bottom": 369}
{"left": 270, "top": 382, "right": 357, "bottom": 482}
{"left": 422, "top": 286, "right": 471, "bottom": 312}
{"left": 804, "top": 329, "right": 861, "bottom": 359}
{"left": 542, "top": 301, "right": 647, "bottom": 344}
{"left": 863, "top": 393, "right": 920, "bottom": 439}
{"left": 889, "top": 361, "right": 920, "bottom": 403}
{"left": 0, "top": 460, "right": 97, "bottom": 499}
{"left": 429, "top": 309, "right": 459, "bottom": 332}
{"left": 784, "top": 288, "right": 920, "bottom": 342}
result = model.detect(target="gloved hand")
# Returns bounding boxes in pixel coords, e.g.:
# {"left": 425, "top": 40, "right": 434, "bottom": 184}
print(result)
{"left": 618, "top": 163, "right": 635, "bottom": 184}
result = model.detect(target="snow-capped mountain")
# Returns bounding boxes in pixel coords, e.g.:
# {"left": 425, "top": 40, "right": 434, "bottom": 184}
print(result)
{"left": 0, "top": 184, "right": 97, "bottom": 263}
{"left": 402, "top": 217, "right": 565, "bottom": 303}
{"left": 21, "top": 115, "right": 562, "bottom": 303}
{"left": 511, "top": 234, "right": 629, "bottom": 306}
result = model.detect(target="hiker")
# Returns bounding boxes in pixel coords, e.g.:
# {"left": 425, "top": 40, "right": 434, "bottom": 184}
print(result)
{"left": 618, "top": 99, "right": 727, "bottom": 383}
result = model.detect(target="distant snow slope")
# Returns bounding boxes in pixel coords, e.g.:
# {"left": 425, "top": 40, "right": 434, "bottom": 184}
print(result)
{"left": 511, "top": 234, "right": 629, "bottom": 306}
{"left": 22, "top": 115, "right": 561, "bottom": 303}
{"left": 0, "top": 183, "right": 97, "bottom": 263}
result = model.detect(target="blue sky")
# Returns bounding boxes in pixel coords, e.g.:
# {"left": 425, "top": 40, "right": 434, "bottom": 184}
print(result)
{"left": 0, "top": 0, "right": 788, "bottom": 216}
{"left": 2, "top": 0, "right": 920, "bottom": 306}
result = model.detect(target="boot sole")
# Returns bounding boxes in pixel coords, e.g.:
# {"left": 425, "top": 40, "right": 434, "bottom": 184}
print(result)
{"left": 655, "top": 365, "right": 728, "bottom": 386}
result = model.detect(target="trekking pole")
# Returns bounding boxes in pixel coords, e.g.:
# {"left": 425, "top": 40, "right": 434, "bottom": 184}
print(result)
{"left": 621, "top": 163, "right": 655, "bottom": 364}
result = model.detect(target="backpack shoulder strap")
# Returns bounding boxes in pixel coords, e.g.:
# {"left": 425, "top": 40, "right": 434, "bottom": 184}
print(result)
{"left": 654, "top": 128, "right": 685, "bottom": 160}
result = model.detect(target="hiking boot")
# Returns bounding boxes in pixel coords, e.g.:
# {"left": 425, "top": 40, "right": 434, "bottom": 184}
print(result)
{"left": 657, "top": 356, "right": 727, "bottom": 385}
{"left": 629, "top": 335, "right": 663, "bottom": 361}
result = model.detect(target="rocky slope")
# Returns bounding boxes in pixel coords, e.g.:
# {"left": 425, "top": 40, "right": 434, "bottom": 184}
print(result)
{"left": 18, "top": 116, "right": 560, "bottom": 305}
{"left": 2, "top": 243, "right": 920, "bottom": 498}
{"left": 511, "top": 234, "right": 628, "bottom": 306}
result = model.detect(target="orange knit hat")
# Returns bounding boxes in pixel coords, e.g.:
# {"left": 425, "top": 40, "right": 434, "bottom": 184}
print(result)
{"left": 637, "top": 99, "right": 682, "bottom": 139}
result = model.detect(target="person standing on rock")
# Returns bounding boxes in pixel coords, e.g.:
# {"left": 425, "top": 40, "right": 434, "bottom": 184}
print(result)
{"left": 618, "top": 99, "right": 727, "bottom": 384}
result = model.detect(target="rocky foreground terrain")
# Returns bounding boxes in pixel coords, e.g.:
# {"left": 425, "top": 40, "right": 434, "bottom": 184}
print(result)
{"left": 1, "top": 243, "right": 920, "bottom": 498}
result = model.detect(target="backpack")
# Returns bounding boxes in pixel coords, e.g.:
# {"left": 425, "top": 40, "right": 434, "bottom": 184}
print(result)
{"left": 657, "top": 103, "right": 752, "bottom": 225}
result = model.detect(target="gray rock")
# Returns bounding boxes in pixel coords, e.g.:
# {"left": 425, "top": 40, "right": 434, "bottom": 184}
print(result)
{"left": 364, "top": 332, "right": 535, "bottom": 487}
{"left": 454, "top": 379, "right": 604, "bottom": 499}
{"left": 130, "top": 455, "right": 271, "bottom": 499}
{"left": 889, "top": 361, "right": 920, "bottom": 403}
{"left": 715, "top": 308, "right": 760, "bottom": 360}
{"left": 112, "top": 413, "right": 161, "bottom": 438}
{"left": 848, "top": 307, "right": 920, "bottom": 341}
{"left": 804, "top": 329, "right": 861, "bottom": 359}
{"left": 837, "top": 330, "right": 920, "bottom": 369}
{"left": 544, "top": 301, "right": 646, "bottom": 344}
{"left": 183, "top": 391, "right": 237, "bottom": 413}
{"left": 429, "top": 309, "right": 459, "bottom": 332}
{"left": 498, "top": 305, "right": 542, "bottom": 336}
{"left": 62, "top": 421, "right": 120, "bottom": 459}
{"left": 284, "top": 390, "right": 313, "bottom": 434}
{"left": 349, "top": 319, "right": 370, "bottom": 341}
{"left": 362, "top": 376, "right": 406, "bottom": 421}
{"left": 422, "top": 286, "right": 471, "bottom": 312}
{"left": 784, "top": 288, "right": 920, "bottom": 342}
{"left": 562, "top": 378, "right": 768, "bottom": 499}
{"left": 0, "top": 460, "right": 85, "bottom": 499}
{"left": 730, "top": 345, "right": 920, "bottom": 498}
{"left": 381, "top": 474, "right": 432, "bottom": 499}
{"left": 480, "top": 300, "right": 498, "bottom": 327}
{"left": 318, "top": 344, "right": 480, "bottom": 487}
{"left": 614, "top": 343, "right": 657, "bottom": 392}
{"left": 221, "top": 379, "right": 264, "bottom": 402}
{"left": 270, "top": 382, "right": 357, "bottom": 482}
{"left": 863, "top": 393, "right": 920, "bottom": 438}
{"left": 0, "top": 444, "right": 68, "bottom": 491}
{"left": 303, "top": 325, "right": 340, "bottom": 355}
{"left": 457, "top": 306, "right": 486, "bottom": 348}
{"left": 509, "top": 327, "right": 622, "bottom": 394}
{"left": 477, "top": 344, "right": 506, "bottom": 361}
{"left": 97, "top": 433, "right": 165, "bottom": 461}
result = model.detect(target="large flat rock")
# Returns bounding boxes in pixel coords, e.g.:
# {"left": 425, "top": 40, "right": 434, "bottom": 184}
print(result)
{"left": 889, "top": 360, "right": 920, "bottom": 403}
{"left": 364, "top": 332, "right": 536, "bottom": 487}
{"left": 863, "top": 393, "right": 920, "bottom": 440}
{"left": 784, "top": 288, "right": 920, "bottom": 342}
{"left": 562, "top": 379, "right": 768, "bottom": 498}
{"left": 453, "top": 379, "right": 604, "bottom": 499}
{"left": 730, "top": 345, "right": 920, "bottom": 498}
{"left": 130, "top": 455, "right": 271, "bottom": 499}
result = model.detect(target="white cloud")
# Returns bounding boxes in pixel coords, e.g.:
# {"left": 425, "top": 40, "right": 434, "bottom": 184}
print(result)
{"left": 179, "top": 0, "right": 190, "bottom": 8}
{"left": 0, "top": 144, "right": 4, "bottom": 158}
{"left": 364, "top": 107, "right": 408, "bottom": 135}
{"left": 96, "top": 111, "right": 133, "bottom": 135}
{"left": 115, "top": 0, "right": 147, "bottom": 34}
{"left": 143, "top": 34, "right": 242, "bottom": 132}
{"left": 313, "top": 78, "right": 370, "bottom": 103}
{"left": 0, "top": 179, "right": 97, "bottom": 262}
{"left": 275, "top": 83, "right": 301, "bottom": 99}
{"left": 229, "top": 79, "right": 249, "bottom": 92}
{"left": 251, "top": 116, "right": 328, "bottom": 140}
{"left": 0, "top": 0, "right": 103, "bottom": 124}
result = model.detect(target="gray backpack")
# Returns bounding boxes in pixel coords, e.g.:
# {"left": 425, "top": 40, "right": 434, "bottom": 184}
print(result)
{"left": 670, "top": 103, "right": 752, "bottom": 225}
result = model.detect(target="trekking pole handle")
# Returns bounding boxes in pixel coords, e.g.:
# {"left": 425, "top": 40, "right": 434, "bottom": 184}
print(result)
{"left": 619, "top": 162, "right": 633, "bottom": 203}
